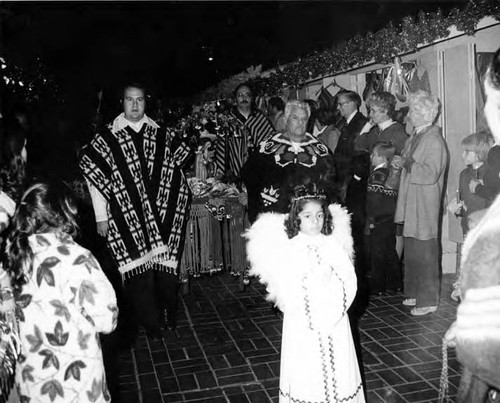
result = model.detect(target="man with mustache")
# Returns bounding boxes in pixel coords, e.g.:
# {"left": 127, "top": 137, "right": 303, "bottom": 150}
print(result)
{"left": 213, "top": 83, "right": 275, "bottom": 180}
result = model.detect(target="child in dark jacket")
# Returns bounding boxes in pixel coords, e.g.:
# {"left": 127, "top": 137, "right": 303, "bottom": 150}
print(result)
{"left": 366, "top": 142, "right": 401, "bottom": 295}
{"left": 447, "top": 131, "right": 494, "bottom": 301}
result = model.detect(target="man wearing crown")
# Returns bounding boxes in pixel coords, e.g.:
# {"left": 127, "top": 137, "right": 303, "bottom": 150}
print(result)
{"left": 241, "top": 100, "right": 337, "bottom": 223}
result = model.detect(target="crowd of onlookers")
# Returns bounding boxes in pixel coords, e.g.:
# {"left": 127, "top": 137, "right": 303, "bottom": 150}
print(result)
{"left": 0, "top": 46, "right": 499, "bottom": 402}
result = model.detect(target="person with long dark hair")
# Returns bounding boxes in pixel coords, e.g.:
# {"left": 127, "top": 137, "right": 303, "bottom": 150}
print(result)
{"left": 0, "top": 118, "right": 28, "bottom": 203}
{"left": 0, "top": 117, "right": 28, "bottom": 403}
{"left": 5, "top": 182, "right": 117, "bottom": 402}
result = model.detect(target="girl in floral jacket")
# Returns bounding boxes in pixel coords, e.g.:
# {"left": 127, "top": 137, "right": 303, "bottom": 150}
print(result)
{"left": 5, "top": 182, "right": 118, "bottom": 402}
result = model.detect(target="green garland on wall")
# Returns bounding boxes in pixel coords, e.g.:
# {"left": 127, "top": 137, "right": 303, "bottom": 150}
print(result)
{"left": 195, "top": 0, "right": 499, "bottom": 103}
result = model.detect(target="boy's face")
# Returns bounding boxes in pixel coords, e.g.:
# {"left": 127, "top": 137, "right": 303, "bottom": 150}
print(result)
{"left": 370, "top": 105, "right": 390, "bottom": 124}
{"left": 371, "top": 151, "right": 387, "bottom": 167}
{"left": 461, "top": 149, "right": 478, "bottom": 166}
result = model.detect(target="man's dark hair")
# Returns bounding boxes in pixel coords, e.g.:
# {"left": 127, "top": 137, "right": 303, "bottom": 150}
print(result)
{"left": 370, "top": 91, "right": 397, "bottom": 118}
{"left": 317, "top": 109, "right": 336, "bottom": 126}
{"left": 269, "top": 97, "right": 285, "bottom": 112}
{"left": 372, "top": 141, "right": 396, "bottom": 161}
{"left": 233, "top": 82, "right": 253, "bottom": 98}
{"left": 122, "top": 82, "right": 148, "bottom": 99}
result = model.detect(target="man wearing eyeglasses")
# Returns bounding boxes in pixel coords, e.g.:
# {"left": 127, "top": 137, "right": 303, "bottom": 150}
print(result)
{"left": 333, "top": 91, "right": 369, "bottom": 284}
{"left": 333, "top": 91, "right": 368, "bottom": 199}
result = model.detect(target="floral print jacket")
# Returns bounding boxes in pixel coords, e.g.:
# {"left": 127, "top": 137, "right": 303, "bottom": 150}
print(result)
{"left": 15, "top": 232, "right": 118, "bottom": 403}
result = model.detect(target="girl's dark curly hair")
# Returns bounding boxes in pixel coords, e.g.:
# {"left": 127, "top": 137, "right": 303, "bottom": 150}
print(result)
{"left": 0, "top": 118, "right": 27, "bottom": 202}
{"left": 284, "top": 184, "right": 333, "bottom": 239}
{"left": 5, "top": 182, "right": 79, "bottom": 294}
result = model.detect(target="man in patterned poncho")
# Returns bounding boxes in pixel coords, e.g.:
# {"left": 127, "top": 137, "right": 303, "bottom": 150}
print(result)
{"left": 79, "top": 83, "right": 191, "bottom": 337}
{"left": 213, "top": 82, "right": 275, "bottom": 179}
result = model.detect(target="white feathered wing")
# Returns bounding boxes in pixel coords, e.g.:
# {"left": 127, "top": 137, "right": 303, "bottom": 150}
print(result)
{"left": 245, "top": 204, "right": 353, "bottom": 311}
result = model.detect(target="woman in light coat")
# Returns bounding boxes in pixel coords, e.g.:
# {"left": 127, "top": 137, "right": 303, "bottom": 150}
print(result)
{"left": 393, "top": 90, "right": 448, "bottom": 316}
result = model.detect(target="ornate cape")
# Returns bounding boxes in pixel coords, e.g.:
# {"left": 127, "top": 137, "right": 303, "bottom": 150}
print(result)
{"left": 241, "top": 132, "right": 336, "bottom": 222}
{"left": 79, "top": 122, "right": 191, "bottom": 279}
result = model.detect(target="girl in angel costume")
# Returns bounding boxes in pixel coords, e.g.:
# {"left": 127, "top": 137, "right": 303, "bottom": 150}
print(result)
{"left": 245, "top": 185, "right": 365, "bottom": 403}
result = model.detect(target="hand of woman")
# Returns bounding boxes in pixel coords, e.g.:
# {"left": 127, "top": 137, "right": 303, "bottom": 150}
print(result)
{"left": 446, "top": 198, "right": 464, "bottom": 215}
{"left": 469, "top": 179, "right": 483, "bottom": 194}
{"left": 391, "top": 155, "right": 405, "bottom": 169}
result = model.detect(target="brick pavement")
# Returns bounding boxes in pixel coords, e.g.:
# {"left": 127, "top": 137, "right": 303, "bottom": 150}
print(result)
{"left": 115, "top": 273, "right": 460, "bottom": 403}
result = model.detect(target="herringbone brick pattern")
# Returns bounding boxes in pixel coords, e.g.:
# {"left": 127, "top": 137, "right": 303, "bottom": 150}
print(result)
{"left": 116, "top": 273, "right": 459, "bottom": 403}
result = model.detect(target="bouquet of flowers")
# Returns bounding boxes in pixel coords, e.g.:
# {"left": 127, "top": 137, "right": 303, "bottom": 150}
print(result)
{"left": 187, "top": 177, "right": 247, "bottom": 206}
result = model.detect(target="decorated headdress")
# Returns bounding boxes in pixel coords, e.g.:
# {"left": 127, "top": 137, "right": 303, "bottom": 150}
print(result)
{"left": 290, "top": 183, "right": 326, "bottom": 203}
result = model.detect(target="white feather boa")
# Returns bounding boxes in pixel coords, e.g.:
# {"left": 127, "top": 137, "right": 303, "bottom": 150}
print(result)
{"left": 245, "top": 204, "right": 354, "bottom": 311}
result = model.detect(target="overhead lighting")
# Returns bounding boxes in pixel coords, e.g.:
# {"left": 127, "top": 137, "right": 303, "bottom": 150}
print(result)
{"left": 208, "top": 57, "right": 213, "bottom": 61}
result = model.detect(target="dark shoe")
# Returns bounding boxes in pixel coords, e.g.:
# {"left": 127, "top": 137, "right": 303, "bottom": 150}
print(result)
{"left": 162, "top": 310, "right": 177, "bottom": 331}
{"left": 385, "top": 288, "right": 403, "bottom": 296}
{"left": 117, "top": 326, "right": 138, "bottom": 350}
{"left": 146, "top": 328, "right": 163, "bottom": 340}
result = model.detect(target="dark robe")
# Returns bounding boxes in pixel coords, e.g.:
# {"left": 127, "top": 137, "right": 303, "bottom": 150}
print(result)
{"left": 241, "top": 132, "right": 337, "bottom": 223}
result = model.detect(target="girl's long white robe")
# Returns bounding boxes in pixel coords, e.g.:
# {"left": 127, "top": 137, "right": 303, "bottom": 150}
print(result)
{"left": 246, "top": 204, "right": 365, "bottom": 403}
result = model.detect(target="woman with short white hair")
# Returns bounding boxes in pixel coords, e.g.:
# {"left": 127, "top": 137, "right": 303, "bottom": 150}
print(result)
{"left": 392, "top": 90, "right": 448, "bottom": 316}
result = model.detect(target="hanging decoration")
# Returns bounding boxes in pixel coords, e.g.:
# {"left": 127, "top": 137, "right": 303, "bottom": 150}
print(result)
{"left": 194, "top": 0, "right": 499, "bottom": 103}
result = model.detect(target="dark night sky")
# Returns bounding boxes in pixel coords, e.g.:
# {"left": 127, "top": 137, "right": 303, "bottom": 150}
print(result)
{"left": 2, "top": 1, "right": 468, "bottom": 103}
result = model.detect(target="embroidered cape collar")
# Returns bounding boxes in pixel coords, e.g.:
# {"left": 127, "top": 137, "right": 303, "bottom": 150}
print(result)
{"left": 259, "top": 132, "right": 329, "bottom": 168}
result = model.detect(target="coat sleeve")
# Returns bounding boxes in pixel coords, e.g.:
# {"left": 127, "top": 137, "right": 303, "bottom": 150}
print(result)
{"left": 408, "top": 130, "right": 447, "bottom": 186}
{"left": 474, "top": 146, "right": 500, "bottom": 202}
{"left": 63, "top": 248, "right": 118, "bottom": 334}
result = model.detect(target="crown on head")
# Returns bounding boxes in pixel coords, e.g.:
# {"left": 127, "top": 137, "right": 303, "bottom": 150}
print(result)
{"left": 290, "top": 184, "right": 326, "bottom": 202}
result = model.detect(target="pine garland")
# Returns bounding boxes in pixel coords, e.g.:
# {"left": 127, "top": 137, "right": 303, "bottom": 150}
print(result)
{"left": 195, "top": 0, "right": 500, "bottom": 102}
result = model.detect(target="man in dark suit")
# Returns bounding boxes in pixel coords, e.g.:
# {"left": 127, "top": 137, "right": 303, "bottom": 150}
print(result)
{"left": 334, "top": 91, "right": 370, "bottom": 306}
{"left": 333, "top": 90, "right": 368, "bottom": 200}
